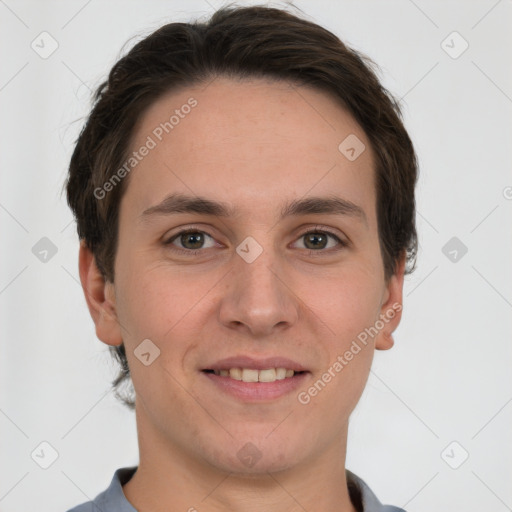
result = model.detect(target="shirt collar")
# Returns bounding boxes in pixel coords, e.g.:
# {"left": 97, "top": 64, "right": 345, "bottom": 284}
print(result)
{"left": 90, "top": 466, "right": 404, "bottom": 512}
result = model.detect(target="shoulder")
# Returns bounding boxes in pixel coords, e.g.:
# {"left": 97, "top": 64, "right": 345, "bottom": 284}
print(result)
{"left": 66, "top": 503, "right": 97, "bottom": 512}
{"left": 64, "top": 467, "right": 138, "bottom": 512}
{"left": 347, "top": 470, "right": 407, "bottom": 512}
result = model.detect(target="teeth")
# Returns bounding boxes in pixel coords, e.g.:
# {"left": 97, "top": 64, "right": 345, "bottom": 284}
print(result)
{"left": 275, "top": 368, "right": 287, "bottom": 380}
{"left": 212, "top": 367, "right": 298, "bottom": 382}
{"left": 258, "top": 368, "right": 276, "bottom": 382}
{"left": 229, "top": 368, "right": 242, "bottom": 380}
{"left": 242, "top": 368, "right": 259, "bottom": 382}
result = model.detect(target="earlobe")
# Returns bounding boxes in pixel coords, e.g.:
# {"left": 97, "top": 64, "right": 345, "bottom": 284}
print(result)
{"left": 377, "top": 331, "right": 395, "bottom": 350}
{"left": 375, "top": 253, "right": 406, "bottom": 351}
{"left": 78, "top": 241, "right": 123, "bottom": 347}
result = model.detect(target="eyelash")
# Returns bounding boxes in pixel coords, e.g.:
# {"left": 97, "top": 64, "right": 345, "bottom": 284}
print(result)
{"left": 164, "top": 227, "right": 347, "bottom": 256}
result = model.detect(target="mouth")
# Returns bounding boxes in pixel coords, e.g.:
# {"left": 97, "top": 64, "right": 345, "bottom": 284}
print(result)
{"left": 201, "top": 358, "right": 310, "bottom": 401}
{"left": 202, "top": 367, "right": 306, "bottom": 383}
{"left": 200, "top": 355, "right": 310, "bottom": 401}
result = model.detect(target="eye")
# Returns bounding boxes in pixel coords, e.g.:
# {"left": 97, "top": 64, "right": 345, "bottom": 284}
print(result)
{"left": 164, "top": 227, "right": 347, "bottom": 256}
{"left": 165, "top": 229, "right": 217, "bottom": 253}
{"left": 293, "top": 229, "right": 346, "bottom": 252}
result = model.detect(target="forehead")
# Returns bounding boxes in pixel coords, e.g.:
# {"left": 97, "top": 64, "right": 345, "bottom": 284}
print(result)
{"left": 123, "top": 77, "right": 376, "bottom": 223}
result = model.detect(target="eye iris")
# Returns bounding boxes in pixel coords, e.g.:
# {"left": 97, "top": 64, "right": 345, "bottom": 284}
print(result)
{"left": 181, "top": 232, "right": 204, "bottom": 249}
{"left": 175, "top": 232, "right": 333, "bottom": 251}
{"left": 304, "top": 232, "right": 327, "bottom": 250}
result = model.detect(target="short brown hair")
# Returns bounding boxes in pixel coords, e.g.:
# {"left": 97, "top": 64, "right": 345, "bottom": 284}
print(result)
{"left": 66, "top": 5, "right": 418, "bottom": 408}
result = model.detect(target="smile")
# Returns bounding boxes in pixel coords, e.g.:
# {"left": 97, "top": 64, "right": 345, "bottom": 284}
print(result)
{"left": 205, "top": 367, "right": 302, "bottom": 383}
{"left": 201, "top": 369, "right": 309, "bottom": 401}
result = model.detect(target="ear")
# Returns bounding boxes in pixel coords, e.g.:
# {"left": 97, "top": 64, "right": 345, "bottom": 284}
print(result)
{"left": 375, "top": 253, "right": 406, "bottom": 351}
{"left": 78, "top": 240, "right": 123, "bottom": 347}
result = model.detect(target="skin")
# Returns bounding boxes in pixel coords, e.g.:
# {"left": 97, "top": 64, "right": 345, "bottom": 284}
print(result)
{"left": 79, "top": 77, "right": 405, "bottom": 512}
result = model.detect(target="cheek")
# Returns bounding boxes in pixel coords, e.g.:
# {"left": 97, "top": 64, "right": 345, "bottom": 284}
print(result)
{"left": 114, "top": 264, "right": 207, "bottom": 415}
{"left": 291, "top": 267, "right": 381, "bottom": 409}
{"left": 302, "top": 265, "right": 383, "bottom": 342}
{"left": 114, "top": 261, "right": 222, "bottom": 398}
{"left": 116, "top": 259, "right": 216, "bottom": 338}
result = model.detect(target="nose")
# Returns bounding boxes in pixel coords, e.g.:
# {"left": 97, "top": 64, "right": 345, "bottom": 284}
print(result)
{"left": 218, "top": 246, "right": 299, "bottom": 337}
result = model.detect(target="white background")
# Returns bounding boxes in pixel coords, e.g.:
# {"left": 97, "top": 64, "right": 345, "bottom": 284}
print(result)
{"left": 1, "top": 1, "right": 511, "bottom": 511}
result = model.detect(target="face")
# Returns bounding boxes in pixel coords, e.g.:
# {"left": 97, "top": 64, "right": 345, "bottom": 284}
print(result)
{"left": 82, "top": 77, "right": 404, "bottom": 475}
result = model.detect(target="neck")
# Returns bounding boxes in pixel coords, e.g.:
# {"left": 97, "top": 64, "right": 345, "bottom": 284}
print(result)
{"left": 123, "top": 406, "right": 357, "bottom": 512}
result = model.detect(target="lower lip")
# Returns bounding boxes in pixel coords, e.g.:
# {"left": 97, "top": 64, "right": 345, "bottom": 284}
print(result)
{"left": 202, "top": 371, "right": 309, "bottom": 401}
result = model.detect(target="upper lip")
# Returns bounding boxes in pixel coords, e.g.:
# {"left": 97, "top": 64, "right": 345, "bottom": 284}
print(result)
{"left": 203, "top": 356, "right": 309, "bottom": 372}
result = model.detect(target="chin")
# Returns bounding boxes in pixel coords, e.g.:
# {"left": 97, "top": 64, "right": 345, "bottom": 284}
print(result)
{"left": 201, "top": 432, "right": 305, "bottom": 475}
{"left": 208, "top": 452, "right": 300, "bottom": 476}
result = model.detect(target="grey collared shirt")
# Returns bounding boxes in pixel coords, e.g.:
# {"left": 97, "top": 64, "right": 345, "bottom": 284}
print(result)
{"left": 66, "top": 467, "right": 406, "bottom": 512}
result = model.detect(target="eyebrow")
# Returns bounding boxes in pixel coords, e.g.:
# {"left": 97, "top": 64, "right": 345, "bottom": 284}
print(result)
{"left": 140, "top": 193, "right": 367, "bottom": 225}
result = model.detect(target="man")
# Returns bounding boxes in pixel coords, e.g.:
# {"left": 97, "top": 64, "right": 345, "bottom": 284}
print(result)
{"left": 65, "top": 5, "right": 418, "bottom": 511}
